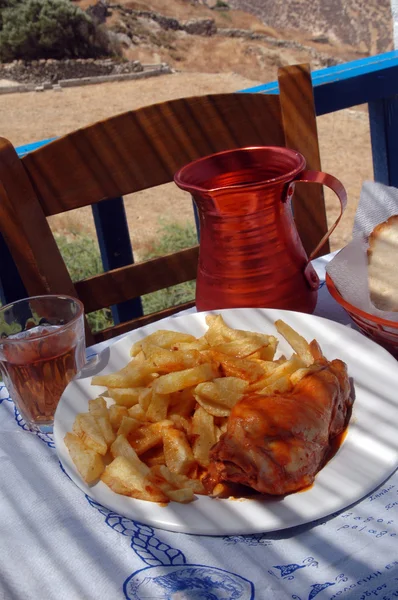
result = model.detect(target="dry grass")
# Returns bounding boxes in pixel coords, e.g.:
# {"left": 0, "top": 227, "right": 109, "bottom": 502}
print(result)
{"left": 0, "top": 71, "right": 373, "bottom": 256}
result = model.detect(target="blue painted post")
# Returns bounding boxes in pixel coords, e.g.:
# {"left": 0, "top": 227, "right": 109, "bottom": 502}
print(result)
{"left": 368, "top": 97, "right": 398, "bottom": 186}
{"left": 370, "top": 3, "right": 398, "bottom": 187}
{"left": 92, "top": 198, "right": 143, "bottom": 324}
{"left": 0, "top": 233, "right": 27, "bottom": 305}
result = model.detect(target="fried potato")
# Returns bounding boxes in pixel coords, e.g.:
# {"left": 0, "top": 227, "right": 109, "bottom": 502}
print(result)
{"left": 162, "top": 427, "right": 196, "bottom": 475}
{"left": 165, "top": 488, "right": 195, "bottom": 503}
{"left": 92, "top": 361, "right": 157, "bottom": 389}
{"left": 153, "top": 464, "right": 205, "bottom": 495}
{"left": 205, "top": 314, "right": 277, "bottom": 360}
{"left": 147, "top": 465, "right": 196, "bottom": 503}
{"left": 254, "top": 355, "right": 305, "bottom": 395}
{"left": 137, "top": 388, "right": 152, "bottom": 412}
{"left": 210, "top": 481, "right": 244, "bottom": 499}
{"left": 168, "top": 388, "right": 197, "bottom": 419}
{"left": 290, "top": 364, "right": 323, "bottom": 386}
{"left": 128, "top": 420, "right": 173, "bottom": 455}
{"left": 148, "top": 348, "right": 206, "bottom": 372}
{"left": 107, "top": 387, "right": 144, "bottom": 407}
{"left": 256, "top": 358, "right": 284, "bottom": 372}
{"left": 146, "top": 391, "right": 169, "bottom": 423}
{"left": 130, "top": 330, "right": 197, "bottom": 357}
{"left": 204, "top": 314, "right": 230, "bottom": 346}
{"left": 194, "top": 377, "right": 248, "bottom": 417}
{"left": 110, "top": 434, "right": 149, "bottom": 475}
{"left": 257, "top": 336, "right": 278, "bottom": 360}
{"left": 100, "top": 470, "right": 132, "bottom": 496}
{"left": 116, "top": 415, "right": 142, "bottom": 437}
{"left": 309, "top": 339, "right": 324, "bottom": 361}
{"left": 257, "top": 375, "right": 292, "bottom": 395}
{"left": 127, "top": 404, "right": 147, "bottom": 421}
{"left": 247, "top": 359, "right": 283, "bottom": 388}
{"left": 168, "top": 413, "right": 191, "bottom": 433}
{"left": 88, "top": 398, "right": 115, "bottom": 446}
{"left": 108, "top": 405, "right": 129, "bottom": 431}
{"left": 211, "top": 339, "right": 267, "bottom": 359}
{"left": 64, "top": 432, "right": 104, "bottom": 483}
{"left": 261, "top": 354, "right": 304, "bottom": 384}
{"left": 152, "top": 363, "right": 219, "bottom": 395}
{"left": 140, "top": 446, "right": 166, "bottom": 467}
{"left": 275, "top": 319, "right": 314, "bottom": 367}
{"left": 210, "top": 350, "right": 264, "bottom": 383}
{"left": 191, "top": 406, "right": 217, "bottom": 466}
{"left": 88, "top": 397, "right": 108, "bottom": 418}
{"left": 171, "top": 338, "right": 210, "bottom": 352}
{"left": 101, "top": 456, "right": 168, "bottom": 502}
{"left": 72, "top": 413, "right": 108, "bottom": 455}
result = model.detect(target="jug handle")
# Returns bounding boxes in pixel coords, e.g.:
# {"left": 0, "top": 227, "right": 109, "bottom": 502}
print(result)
{"left": 294, "top": 170, "right": 348, "bottom": 262}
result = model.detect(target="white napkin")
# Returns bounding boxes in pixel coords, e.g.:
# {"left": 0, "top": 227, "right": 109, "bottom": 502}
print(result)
{"left": 326, "top": 180, "right": 398, "bottom": 321}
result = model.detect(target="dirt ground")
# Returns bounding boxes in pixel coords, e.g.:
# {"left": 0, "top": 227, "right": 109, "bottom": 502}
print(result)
{"left": 0, "top": 71, "right": 372, "bottom": 256}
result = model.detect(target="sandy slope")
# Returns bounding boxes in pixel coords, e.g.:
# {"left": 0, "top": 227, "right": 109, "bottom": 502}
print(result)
{"left": 0, "top": 71, "right": 372, "bottom": 256}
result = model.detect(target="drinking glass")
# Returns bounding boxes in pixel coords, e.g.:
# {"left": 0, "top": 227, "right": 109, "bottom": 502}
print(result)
{"left": 0, "top": 295, "right": 86, "bottom": 433}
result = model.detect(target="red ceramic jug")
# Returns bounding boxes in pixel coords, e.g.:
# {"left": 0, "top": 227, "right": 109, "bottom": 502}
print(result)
{"left": 174, "top": 146, "right": 347, "bottom": 314}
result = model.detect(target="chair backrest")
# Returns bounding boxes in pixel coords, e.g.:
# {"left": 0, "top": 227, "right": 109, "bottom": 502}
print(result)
{"left": 0, "top": 63, "right": 327, "bottom": 346}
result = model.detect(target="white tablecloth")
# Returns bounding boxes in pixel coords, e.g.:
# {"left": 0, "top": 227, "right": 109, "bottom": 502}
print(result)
{"left": 1, "top": 254, "right": 397, "bottom": 600}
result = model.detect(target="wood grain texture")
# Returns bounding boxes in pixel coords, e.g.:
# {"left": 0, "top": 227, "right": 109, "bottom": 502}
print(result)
{"left": 21, "top": 94, "right": 284, "bottom": 215}
{"left": 278, "top": 64, "right": 329, "bottom": 257}
{"left": 0, "top": 67, "right": 327, "bottom": 342}
{"left": 74, "top": 246, "right": 200, "bottom": 314}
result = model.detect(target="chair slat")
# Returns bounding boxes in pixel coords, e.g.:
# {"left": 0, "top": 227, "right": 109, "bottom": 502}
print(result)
{"left": 0, "top": 140, "right": 77, "bottom": 299}
{"left": 278, "top": 64, "right": 329, "bottom": 257}
{"left": 92, "top": 300, "right": 196, "bottom": 344}
{"left": 75, "top": 246, "right": 199, "bottom": 313}
{"left": 21, "top": 94, "right": 284, "bottom": 215}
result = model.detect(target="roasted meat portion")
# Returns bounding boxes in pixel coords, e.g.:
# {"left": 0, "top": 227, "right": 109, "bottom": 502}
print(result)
{"left": 204, "top": 359, "right": 352, "bottom": 496}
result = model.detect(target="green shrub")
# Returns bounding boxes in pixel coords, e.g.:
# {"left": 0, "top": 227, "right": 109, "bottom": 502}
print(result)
{"left": 142, "top": 219, "right": 198, "bottom": 258}
{"left": 54, "top": 233, "right": 113, "bottom": 334}
{"left": 0, "top": 0, "right": 112, "bottom": 61}
{"left": 54, "top": 233, "right": 102, "bottom": 282}
{"left": 141, "top": 280, "right": 196, "bottom": 315}
{"left": 141, "top": 220, "right": 197, "bottom": 314}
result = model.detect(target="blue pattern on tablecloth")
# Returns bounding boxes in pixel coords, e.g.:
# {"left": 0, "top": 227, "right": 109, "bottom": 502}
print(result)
{"left": 1, "top": 254, "right": 398, "bottom": 600}
{"left": 87, "top": 496, "right": 255, "bottom": 599}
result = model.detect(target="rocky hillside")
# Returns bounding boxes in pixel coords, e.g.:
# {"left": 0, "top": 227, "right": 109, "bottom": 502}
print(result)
{"left": 72, "top": 0, "right": 372, "bottom": 84}
{"left": 227, "top": 0, "right": 393, "bottom": 55}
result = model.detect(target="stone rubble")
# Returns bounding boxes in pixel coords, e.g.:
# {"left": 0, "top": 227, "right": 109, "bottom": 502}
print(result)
{"left": 0, "top": 58, "right": 145, "bottom": 86}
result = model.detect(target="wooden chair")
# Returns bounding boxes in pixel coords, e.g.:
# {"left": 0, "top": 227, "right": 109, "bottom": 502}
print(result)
{"left": 0, "top": 64, "right": 327, "bottom": 346}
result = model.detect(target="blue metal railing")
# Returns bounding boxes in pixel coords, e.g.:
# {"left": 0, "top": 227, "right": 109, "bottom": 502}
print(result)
{"left": 3, "top": 50, "right": 398, "bottom": 317}
{"left": 239, "top": 50, "right": 398, "bottom": 188}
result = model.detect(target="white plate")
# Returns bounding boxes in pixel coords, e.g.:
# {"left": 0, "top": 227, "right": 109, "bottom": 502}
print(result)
{"left": 54, "top": 308, "right": 398, "bottom": 536}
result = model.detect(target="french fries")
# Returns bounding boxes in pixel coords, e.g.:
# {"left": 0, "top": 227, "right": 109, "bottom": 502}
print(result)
{"left": 65, "top": 314, "right": 322, "bottom": 504}
{"left": 64, "top": 433, "right": 105, "bottom": 483}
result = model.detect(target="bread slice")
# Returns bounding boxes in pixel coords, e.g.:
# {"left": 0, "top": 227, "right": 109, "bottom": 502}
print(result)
{"left": 368, "top": 215, "right": 398, "bottom": 312}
